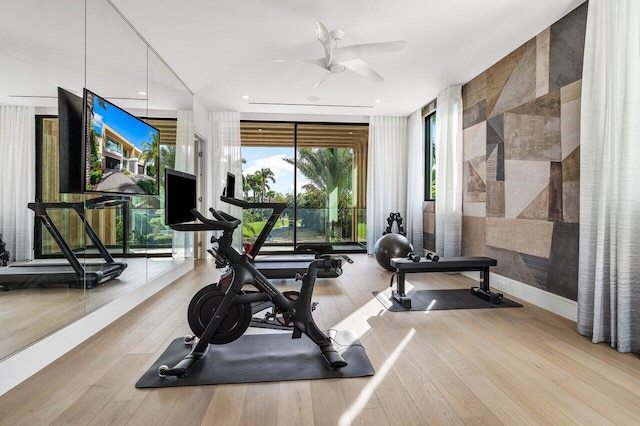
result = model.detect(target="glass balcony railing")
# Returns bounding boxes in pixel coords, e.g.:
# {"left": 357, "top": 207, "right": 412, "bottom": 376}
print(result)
{"left": 105, "top": 139, "right": 123, "bottom": 155}
{"left": 241, "top": 207, "right": 367, "bottom": 252}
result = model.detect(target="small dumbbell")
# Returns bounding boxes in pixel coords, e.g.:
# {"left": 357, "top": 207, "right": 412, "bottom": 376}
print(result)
{"left": 425, "top": 252, "right": 440, "bottom": 262}
{"left": 406, "top": 252, "right": 420, "bottom": 262}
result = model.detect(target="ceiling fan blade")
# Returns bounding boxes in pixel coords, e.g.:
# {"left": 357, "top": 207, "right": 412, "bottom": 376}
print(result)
{"left": 312, "top": 72, "right": 335, "bottom": 89}
{"left": 315, "top": 21, "right": 330, "bottom": 43}
{"left": 331, "top": 40, "right": 407, "bottom": 64}
{"left": 342, "top": 59, "right": 384, "bottom": 83}
{"left": 314, "top": 20, "right": 333, "bottom": 65}
{"left": 269, "top": 58, "right": 328, "bottom": 70}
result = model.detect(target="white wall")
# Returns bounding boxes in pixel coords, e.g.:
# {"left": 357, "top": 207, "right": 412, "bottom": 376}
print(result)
{"left": 193, "top": 95, "right": 209, "bottom": 138}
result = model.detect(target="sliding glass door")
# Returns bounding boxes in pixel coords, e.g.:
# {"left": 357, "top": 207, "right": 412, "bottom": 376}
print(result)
{"left": 240, "top": 122, "right": 296, "bottom": 252}
{"left": 241, "top": 121, "right": 367, "bottom": 253}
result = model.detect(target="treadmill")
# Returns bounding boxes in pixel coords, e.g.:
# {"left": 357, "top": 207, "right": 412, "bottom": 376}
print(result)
{"left": 220, "top": 195, "right": 351, "bottom": 279}
{"left": 0, "top": 199, "right": 127, "bottom": 290}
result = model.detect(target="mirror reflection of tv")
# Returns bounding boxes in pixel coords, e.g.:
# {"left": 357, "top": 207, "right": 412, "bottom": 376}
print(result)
{"left": 165, "top": 168, "right": 197, "bottom": 225}
{"left": 83, "top": 88, "right": 159, "bottom": 195}
{"left": 58, "top": 87, "right": 84, "bottom": 193}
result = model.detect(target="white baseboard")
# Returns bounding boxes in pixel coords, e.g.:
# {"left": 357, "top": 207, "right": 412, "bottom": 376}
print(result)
{"left": 0, "top": 260, "right": 194, "bottom": 397}
{"left": 461, "top": 271, "right": 577, "bottom": 322}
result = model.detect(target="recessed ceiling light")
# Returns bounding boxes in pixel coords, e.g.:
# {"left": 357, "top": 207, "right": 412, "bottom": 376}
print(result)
{"left": 374, "top": 99, "right": 381, "bottom": 103}
{"left": 242, "top": 95, "right": 250, "bottom": 99}
{"left": 137, "top": 91, "right": 146, "bottom": 96}
{"left": 307, "top": 96, "right": 320, "bottom": 102}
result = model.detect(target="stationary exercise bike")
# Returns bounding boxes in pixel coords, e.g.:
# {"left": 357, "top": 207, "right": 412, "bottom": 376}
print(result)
{"left": 158, "top": 207, "right": 347, "bottom": 378}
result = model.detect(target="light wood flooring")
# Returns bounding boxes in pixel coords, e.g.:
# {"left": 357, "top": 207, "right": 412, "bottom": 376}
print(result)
{"left": 0, "top": 257, "right": 182, "bottom": 360}
{"left": 1, "top": 254, "right": 639, "bottom": 425}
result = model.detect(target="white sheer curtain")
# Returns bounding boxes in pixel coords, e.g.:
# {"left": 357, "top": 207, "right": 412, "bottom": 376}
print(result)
{"left": 435, "top": 85, "right": 463, "bottom": 257}
{"left": 0, "top": 106, "right": 35, "bottom": 261}
{"left": 205, "top": 112, "right": 242, "bottom": 247}
{"left": 172, "top": 110, "right": 195, "bottom": 258}
{"left": 175, "top": 110, "right": 194, "bottom": 174}
{"left": 366, "top": 116, "right": 409, "bottom": 253}
{"left": 578, "top": 0, "right": 640, "bottom": 353}
{"left": 406, "top": 110, "right": 424, "bottom": 252}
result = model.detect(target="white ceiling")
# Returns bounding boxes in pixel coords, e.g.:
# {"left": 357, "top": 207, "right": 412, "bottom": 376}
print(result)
{"left": 0, "top": 0, "right": 585, "bottom": 118}
{"left": 110, "top": 0, "right": 586, "bottom": 118}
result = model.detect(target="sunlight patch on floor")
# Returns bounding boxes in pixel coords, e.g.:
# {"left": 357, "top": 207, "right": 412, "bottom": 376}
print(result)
{"left": 339, "top": 329, "right": 416, "bottom": 426}
{"left": 330, "top": 294, "right": 391, "bottom": 345}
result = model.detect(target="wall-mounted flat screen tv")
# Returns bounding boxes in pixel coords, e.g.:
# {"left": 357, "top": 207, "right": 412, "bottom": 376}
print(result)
{"left": 58, "top": 87, "right": 84, "bottom": 194}
{"left": 164, "top": 168, "right": 197, "bottom": 225}
{"left": 83, "top": 88, "right": 159, "bottom": 195}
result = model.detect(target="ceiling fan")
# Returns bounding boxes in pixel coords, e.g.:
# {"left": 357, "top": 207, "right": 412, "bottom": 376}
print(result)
{"left": 272, "top": 21, "right": 407, "bottom": 88}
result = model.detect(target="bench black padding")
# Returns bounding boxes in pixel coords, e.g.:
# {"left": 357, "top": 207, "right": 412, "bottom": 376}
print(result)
{"left": 389, "top": 256, "right": 502, "bottom": 309}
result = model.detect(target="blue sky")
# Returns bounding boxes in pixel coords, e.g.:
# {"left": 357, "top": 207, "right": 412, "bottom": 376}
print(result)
{"left": 242, "top": 146, "right": 309, "bottom": 195}
{"left": 91, "top": 94, "right": 157, "bottom": 150}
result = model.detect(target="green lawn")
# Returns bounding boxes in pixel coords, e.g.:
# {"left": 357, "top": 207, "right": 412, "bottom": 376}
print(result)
{"left": 244, "top": 218, "right": 368, "bottom": 241}
{"left": 243, "top": 218, "right": 290, "bottom": 237}
{"left": 358, "top": 223, "right": 367, "bottom": 239}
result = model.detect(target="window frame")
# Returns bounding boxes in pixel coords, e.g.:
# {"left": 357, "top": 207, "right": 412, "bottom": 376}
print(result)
{"left": 424, "top": 112, "right": 436, "bottom": 201}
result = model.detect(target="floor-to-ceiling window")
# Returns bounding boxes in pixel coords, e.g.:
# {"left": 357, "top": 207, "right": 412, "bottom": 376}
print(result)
{"left": 240, "top": 121, "right": 367, "bottom": 253}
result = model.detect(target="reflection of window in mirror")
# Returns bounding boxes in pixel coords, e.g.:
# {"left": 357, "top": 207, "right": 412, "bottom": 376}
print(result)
{"left": 0, "top": 0, "right": 194, "bottom": 370}
{"left": 35, "top": 116, "right": 181, "bottom": 259}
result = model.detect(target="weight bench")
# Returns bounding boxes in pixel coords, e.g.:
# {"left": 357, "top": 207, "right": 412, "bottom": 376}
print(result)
{"left": 389, "top": 256, "right": 500, "bottom": 309}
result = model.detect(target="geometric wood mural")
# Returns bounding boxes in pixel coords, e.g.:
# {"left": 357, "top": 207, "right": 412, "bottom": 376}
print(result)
{"left": 460, "top": 1, "right": 587, "bottom": 301}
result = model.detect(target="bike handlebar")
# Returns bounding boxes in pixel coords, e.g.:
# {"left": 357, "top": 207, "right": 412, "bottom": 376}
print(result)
{"left": 170, "top": 208, "right": 241, "bottom": 232}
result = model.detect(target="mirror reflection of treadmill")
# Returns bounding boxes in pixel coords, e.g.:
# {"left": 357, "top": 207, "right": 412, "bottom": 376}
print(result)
{"left": 220, "top": 176, "right": 345, "bottom": 279}
{"left": 0, "top": 198, "right": 128, "bottom": 290}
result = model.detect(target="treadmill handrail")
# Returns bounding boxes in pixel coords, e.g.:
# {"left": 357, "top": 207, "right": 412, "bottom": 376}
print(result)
{"left": 27, "top": 201, "right": 125, "bottom": 279}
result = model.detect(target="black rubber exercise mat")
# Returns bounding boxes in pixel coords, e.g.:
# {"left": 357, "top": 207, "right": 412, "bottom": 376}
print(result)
{"left": 136, "top": 330, "right": 374, "bottom": 388}
{"left": 373, "top": 288, "right": 523, "bottom": 311}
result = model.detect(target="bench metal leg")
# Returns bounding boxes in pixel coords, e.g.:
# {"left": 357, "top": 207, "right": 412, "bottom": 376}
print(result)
{"left": 470, "top": 267, "right": 503, "bottom": 304}
{"left": 391, "top": 272, "right": 412, "bottom": 309}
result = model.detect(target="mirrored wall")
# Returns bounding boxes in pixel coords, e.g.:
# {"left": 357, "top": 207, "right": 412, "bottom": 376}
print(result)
{"left": 0, "top": 0, "right": 194, "bottom": 360}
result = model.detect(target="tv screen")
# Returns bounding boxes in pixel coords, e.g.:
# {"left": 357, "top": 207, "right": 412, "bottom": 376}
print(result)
{"left": 226, "top": 172, "right": 235, "bottom": 198}
{"left": 58, "top": 87, "right": 84, "bottom": 193}
{"left": 165, "top": 168, "right": 197, "bottom": 225}
{"left": 83, "top": 88, "right": 159, "bottom": 195}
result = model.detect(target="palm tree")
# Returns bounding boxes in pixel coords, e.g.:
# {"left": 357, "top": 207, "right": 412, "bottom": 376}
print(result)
{"left": 284, "top": 148, "right": 353, "bottom": 239}
{"left": 245, "top": 173, "right": 262, "bottom": 202}
{"left": 160, "top": 145, "right": 176, "bottom": 172}
{"left": 157, "top": 144, "right": 176, "bottom": 189}
{"left": 140, "top": 131, "right": 160, "bottom": 178}
{"left": 257, "top": 168, "right": 275, "bottom": 202}
{"left": 242, "top": 175, "right": 251, "bottom": 199}
{"left": 241, "top": 159, "right": 249, "bottom": 198}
